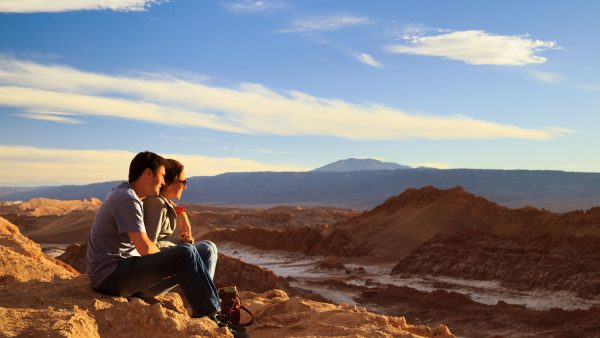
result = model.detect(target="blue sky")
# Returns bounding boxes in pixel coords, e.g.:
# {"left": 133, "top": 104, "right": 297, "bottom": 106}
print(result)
{"left": 0, "top": 0, "right": 599, "bottom": 186}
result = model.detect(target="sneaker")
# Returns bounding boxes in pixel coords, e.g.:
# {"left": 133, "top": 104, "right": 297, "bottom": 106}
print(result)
{"left": 208, "top": 312, "right": 227, "bottom": 327}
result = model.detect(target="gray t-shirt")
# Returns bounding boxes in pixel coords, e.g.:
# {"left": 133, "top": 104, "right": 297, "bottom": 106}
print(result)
{"left": 86, "top": 181, "right": 145, "bottom": 289}
{"left": 143, "top": 195, "right": 178, "bottom": 248}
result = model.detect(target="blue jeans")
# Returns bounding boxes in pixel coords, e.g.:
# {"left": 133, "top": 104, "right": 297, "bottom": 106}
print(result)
{"left": 157, "top": 239, "right": 218, "bottom": 280}
{"left": 96, "top": 243, "right": 220, "bottom": 317}
{"left": 195, "top": 240, "right": 218, "bottom": 279}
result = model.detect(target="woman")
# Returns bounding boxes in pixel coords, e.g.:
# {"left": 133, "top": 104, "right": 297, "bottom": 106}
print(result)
{"left": 143, "top": 158, "right": 218, "bottom": 279}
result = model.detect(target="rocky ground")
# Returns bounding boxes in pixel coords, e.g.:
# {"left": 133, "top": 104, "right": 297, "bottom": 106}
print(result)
{"left": 0, "top": 216, "right": 454, "bottom": 338}
{"left": 391, "top": 229, "right": 600, "bottom": 298}
{"left": 308, "top": 279, "right": 600, "bottom": 338}
{"left": 185, "top": 204, "right": 358, "bottom": 234}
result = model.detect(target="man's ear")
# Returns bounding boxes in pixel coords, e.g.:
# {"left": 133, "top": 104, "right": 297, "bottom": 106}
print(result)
{"left": 144, "top": 168, "right": 153, "bottom": 178}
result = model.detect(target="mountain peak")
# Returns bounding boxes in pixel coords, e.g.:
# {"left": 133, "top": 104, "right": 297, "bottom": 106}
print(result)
{"left": 313, "top": 158, "right": 411, "bottom": 172}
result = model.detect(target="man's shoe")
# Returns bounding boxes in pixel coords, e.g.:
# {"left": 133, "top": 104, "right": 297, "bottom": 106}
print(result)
{"left": 208, "top": 312, "right": 227, "bottom": 327}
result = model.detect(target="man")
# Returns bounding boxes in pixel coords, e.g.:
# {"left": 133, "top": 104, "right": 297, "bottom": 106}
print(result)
{"left": 86, "top": 151, "right": 222, "bottom": 321}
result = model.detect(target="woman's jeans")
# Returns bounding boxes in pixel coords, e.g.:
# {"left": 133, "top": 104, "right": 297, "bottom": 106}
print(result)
{"left": 96, "top": 243, "right": 220, "bottom": 318}
{"left": 157, "top": 240, "right": 218, "bottom": 280}
{"left": 195, "top": 240, "right": 218, "bottom": 279}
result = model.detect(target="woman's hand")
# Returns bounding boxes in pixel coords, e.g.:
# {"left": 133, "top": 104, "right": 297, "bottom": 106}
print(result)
{"left": 177, "top": 210, "right": 194, "bottom": 244}
{"left": 179, "top": 232, "right": 194, "bottom": 244}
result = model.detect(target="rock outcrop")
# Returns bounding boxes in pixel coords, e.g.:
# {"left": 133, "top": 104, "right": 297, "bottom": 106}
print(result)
{"left": 185, "top": 205, "right": 357, "bottom": 231}
{"left": 355, "top": 283, "right": 600, "bottom": 338}
{"left": 391, "top": 229, "right": 600, "bottom": 297}
{"left": 205, "top": 226, "right": 370, "bottom": 257}
{"left": 0, "top": 216, "right": 454, "bottom": 337}
{"left": 0, "top": 198, "right": 100, "bottom": 244}
{"left": 3, "top": 197, "right": 102, "bottom": 217}
{"left": 332, "top": 186, "right": 600, "bottom": 260}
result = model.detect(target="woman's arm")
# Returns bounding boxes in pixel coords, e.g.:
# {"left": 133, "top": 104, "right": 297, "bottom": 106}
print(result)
{"left": 176, "top": 206, "right": 194, "bottom": 243}
{"left": 143, "top": 197, "right": 167, "bottom": 244}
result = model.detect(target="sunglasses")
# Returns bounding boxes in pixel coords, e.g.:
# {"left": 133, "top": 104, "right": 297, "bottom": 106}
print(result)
{"left": 177, "top": 179, "right": 187, "bottom": 186}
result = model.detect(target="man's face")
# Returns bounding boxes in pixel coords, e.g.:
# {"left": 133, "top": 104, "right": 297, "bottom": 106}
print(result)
{"left": 150, "top": 166, "right": 166, "bottom": 195}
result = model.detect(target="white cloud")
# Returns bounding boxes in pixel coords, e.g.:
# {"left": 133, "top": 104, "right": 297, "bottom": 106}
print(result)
{"left": 223, "top": 146, "right": 287, "bottom": 154}
{"left": 354, "top": 53, "right": 382, "bottom": 68}
{"left": 0, "top": 56, "right": 568, "bottom": 140}
{"left": 529, "top": 70, "right": 561, "bottom": 84}
{"left": 280, "top": 14, "right": 369, "bottom": 33}
{"left": 221, "top": 0, "right": 285, "bottom": 13}
{"left": 0, "top": 145, "right": 308, "bottom": 186}
{"left": 158, "top": 134, "right": 216, "bottom": 143}
{"left": 385, "top": 30, "right": 559, "bottom": 66}
{"left": 0, "top": 0, "right": 165, "bottom": 13}
{"left": 13, "top": 110, "right": 83, "bottom": 124}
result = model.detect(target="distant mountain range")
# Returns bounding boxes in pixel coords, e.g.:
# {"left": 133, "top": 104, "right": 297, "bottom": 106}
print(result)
{"left": 313, "top": 158, "right": 411, "bottom": 172}
{"left": 2, "top": 165, "right": 600, "bottom": 212}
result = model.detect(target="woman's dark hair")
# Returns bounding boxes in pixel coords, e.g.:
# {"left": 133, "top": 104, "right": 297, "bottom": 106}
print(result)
{"left": 163, "top": 158, "right": 185, "bottom": 186}
{"left": 128, "top": 151, "right": 167, "bottom": 183}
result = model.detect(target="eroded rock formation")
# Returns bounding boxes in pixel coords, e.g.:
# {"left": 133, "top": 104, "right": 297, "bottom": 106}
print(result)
{"left": 0, "top": 216, "right": 454, "bottom": 337}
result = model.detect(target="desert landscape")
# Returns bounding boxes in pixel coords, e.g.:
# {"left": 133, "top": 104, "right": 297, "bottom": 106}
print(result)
{"left": 1, "top": 186, "right": 600, "bottom": 337}
{"left": 4, "top": 1, "right": 599, "bottom": 337}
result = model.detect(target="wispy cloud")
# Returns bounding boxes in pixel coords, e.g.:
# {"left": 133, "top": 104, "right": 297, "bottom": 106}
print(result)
{"left": 0, "top": 0, "right": 166, "bottom": 13}
{"left": 385, "top": 30, "right": 559, "bottom": 66}
{"left": 13, "top": 110, "right": 83, "bottom": 124}
{"left": 280, "top": 14, "right": 369, "bottom": 33}
{"left": 385, "top": 23, "right": 438, "bottom": 42}
{"left": 353, "top": 52, "right": 382, "bottom": 68}
{"left": 221, "top": 0, "right": 285, "bottom": 13}
{"left": 158, "top": 134, "right": 216, "bottom": 143}
{"left": 0, "top": 56, "right": 568, "bottom": 140}
{"left": 0, "top": 145, "right": 308, "bottom": 186}
{"left": 528, "top": 70, "right": 561, "bottom": 84}
{"left": 224, "top": 146, "right": 287, "bottom": 155}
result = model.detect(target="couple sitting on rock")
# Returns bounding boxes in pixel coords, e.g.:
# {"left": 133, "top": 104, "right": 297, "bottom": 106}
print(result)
{"left": 86, "top": 151, "right": 244, "bottom": 335}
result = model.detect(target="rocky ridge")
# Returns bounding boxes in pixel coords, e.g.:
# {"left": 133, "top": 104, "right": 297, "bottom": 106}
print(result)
{"left": 391, "top": 229, "right": 600, "bottom": 297}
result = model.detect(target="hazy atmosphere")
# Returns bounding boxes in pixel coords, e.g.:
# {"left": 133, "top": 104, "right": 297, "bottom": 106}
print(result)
{"left": 1, "top": 1, "right": 599, "bottom": 186}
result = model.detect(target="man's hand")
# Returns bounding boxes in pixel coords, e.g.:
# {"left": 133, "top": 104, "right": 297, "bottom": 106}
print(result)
{"left": 128, "top": 232, "right": 161, "bottom": 255}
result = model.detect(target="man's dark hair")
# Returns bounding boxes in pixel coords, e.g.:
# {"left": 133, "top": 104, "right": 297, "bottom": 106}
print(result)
{"left": 128, "top": 151, "right": 167, "bottom": 183}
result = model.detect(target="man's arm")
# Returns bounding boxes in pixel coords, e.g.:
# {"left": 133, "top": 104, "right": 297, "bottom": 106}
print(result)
{"left": 128, "top": 232, "right": 161, "bottom": 256}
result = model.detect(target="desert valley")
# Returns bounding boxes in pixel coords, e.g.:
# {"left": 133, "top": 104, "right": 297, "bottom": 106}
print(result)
{"left": 4, "top": 0, "right": 599, "bottom": 336}
{"left": 1, "top": 185, "right": 600, "bottom": 337}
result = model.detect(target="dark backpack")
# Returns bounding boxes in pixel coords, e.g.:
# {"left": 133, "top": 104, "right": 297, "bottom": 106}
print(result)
{"left": 218, "top": 286, "right": 254, "bottom": 326}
